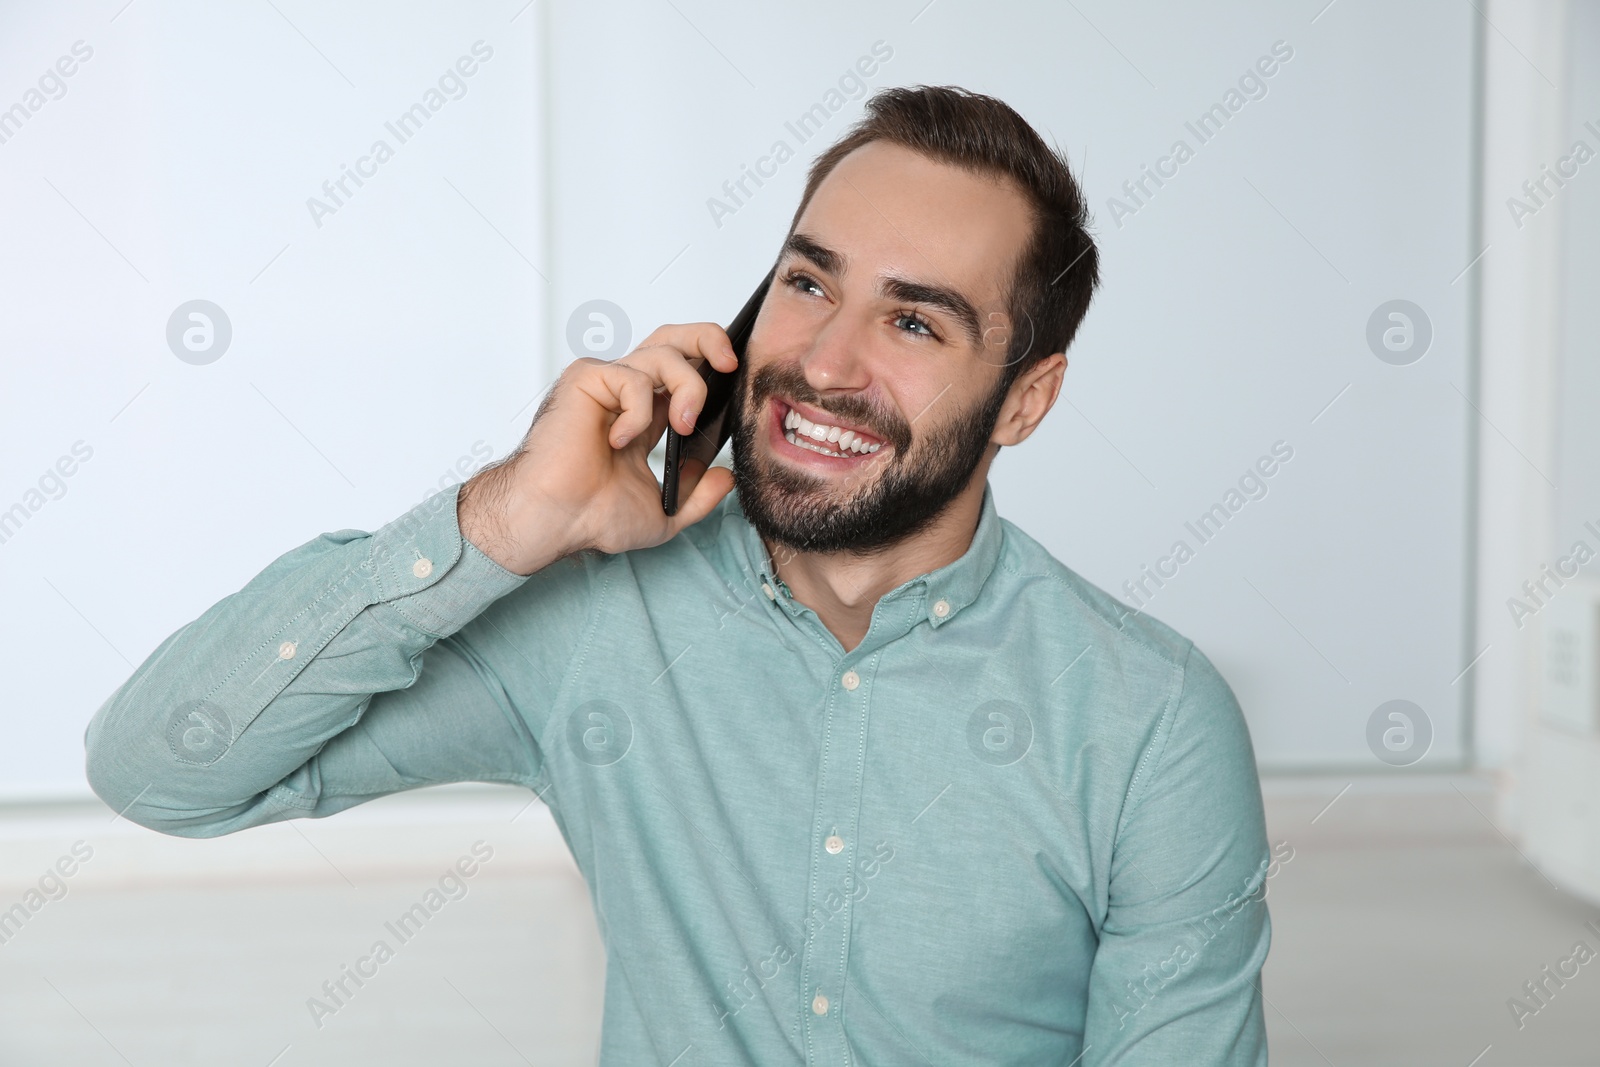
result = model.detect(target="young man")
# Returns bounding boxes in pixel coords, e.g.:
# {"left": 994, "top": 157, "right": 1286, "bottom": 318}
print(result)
{"left": 87, "top": 86, "right": 1271, "bottom": 1064}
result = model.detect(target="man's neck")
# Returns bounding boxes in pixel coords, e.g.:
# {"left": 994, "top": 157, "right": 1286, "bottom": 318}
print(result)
{"left": 760, "top": 473, "right": 989, "bottom": 653}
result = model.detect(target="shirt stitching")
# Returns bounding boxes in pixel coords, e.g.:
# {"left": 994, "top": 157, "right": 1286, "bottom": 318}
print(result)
{"left": 803, "top": 663, "right": 840, "bottom": 1065}
{"left": 834, "top": 646, "right": 883, "bottom": 1067}
{"left": 1115, "top": 643, "right": 1191, "bottom": 849}
{"left": 213, "top": 575, "right": 374, "bottom": 752}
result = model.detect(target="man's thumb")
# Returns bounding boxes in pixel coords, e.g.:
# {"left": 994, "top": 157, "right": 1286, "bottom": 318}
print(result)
{"left": 668, "top": 461, "right": 735, "bottom": 533}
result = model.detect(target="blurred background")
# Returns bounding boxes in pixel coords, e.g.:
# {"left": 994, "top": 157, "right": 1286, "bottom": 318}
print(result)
{"left": 1, "top": 0, "right": 1597, "bottom": 1062}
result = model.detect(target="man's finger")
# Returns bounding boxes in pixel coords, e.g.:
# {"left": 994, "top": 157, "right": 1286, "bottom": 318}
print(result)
{"left": 635, "top": 323, "right": 738, "bottom": 374}
{"left": 619, "top": 345, "right": 713, "bottom": 435}
{"left": 668, "top": 459, "right": 734, "bottom": 534}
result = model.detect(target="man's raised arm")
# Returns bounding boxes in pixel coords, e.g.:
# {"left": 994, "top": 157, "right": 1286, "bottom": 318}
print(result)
{"left": 84, "top": 480, "right": 566, "bottom": 836}
{"left": 84, "top": 323, "right": 742, "bottom": 836}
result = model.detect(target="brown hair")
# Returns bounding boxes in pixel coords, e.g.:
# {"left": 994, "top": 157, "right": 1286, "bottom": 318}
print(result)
{"left": 785, "top": 84, "right": 1100, "bottom": 390}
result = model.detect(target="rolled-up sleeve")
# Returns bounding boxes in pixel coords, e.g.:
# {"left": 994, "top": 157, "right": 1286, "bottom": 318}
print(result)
{"left": 83, "top": 482, "right": 588, "bottom": 837}
{"left": 1082, "top": 644, "right": 1273, "bottom": 1065}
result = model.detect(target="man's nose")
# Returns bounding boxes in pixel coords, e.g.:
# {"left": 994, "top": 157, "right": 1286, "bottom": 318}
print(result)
{"left": 800, "top": 310, "right": 873, "bottom": 394}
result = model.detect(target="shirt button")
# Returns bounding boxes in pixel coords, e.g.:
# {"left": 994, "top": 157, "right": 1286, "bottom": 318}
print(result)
{"left": 277, "top": 641, "right": 296, "bottom": 660}
{"left": 812, "top": 992, "right": 829, "bottom": 1016}
{"left": 841, "top": 670, "right": 859, "bottom": 691}
{"left": 412, "top": 558, "right": 433, "bottom": 579}
{"left": 824, "top": 834, "right": 844, "bottom": 854}
{"left": 762, "top": 582, "right": 776, "bottom": 600}
{"left": 933, "top": 598, "right": 951, "bottom": 618}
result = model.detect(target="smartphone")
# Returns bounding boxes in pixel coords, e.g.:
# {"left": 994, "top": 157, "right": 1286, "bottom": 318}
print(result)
{"left": 660, "top": 268, "right": 774, "bottom": 515}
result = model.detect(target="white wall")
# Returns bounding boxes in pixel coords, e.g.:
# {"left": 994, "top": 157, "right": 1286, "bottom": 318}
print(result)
{"left": 1, "top": 0, "right": 1483, "bottom": 797}
{"left": 1471, "top": 0, "right": 1572, "bottom": 784}
{"left": 1497, "top": 0, "right": 1600, "bottom": 896}
{"left": 0, "top": 1, "right": 547, "bottom": 797}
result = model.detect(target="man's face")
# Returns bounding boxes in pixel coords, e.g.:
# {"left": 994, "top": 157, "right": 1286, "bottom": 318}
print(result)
{"left": 729, "top": 141, "right": 1035, "bottom": 555}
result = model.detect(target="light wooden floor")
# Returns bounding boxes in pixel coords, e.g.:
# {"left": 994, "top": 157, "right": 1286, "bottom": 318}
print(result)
{"left": 0, "top": 786, "right": 606, "bottom": 1066}
{"left": 1, "top": 776, "right": 1597, "bottom": 1066}
{"left": 1262, "top": 775, "right": 1600, "bottom": 1067}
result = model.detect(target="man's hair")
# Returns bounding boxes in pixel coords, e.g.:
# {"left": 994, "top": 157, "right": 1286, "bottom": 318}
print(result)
{"left": 786, "top": 84, "right": 1100, "bottom": 390}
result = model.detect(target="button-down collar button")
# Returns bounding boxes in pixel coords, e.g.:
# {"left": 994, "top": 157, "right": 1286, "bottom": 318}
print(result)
{"left": 824, "top": 834, "right": 844, "bottom": 855}
{"left": 412, "top": 557, "right": 433, "bottom": 579}
{"left": 812, "top": 992, "right": 829, "bottom": 1016}
{"left": 277, "top": 641, "right": 296, "bottom": 660}
{"left": 933, "top": 598, "right": 951, "bottom": 618}
{"left": 761, "top": 582, "right": 776, "bottom": 600}
{"left": 841, "top": 670, "right": 860, "bottom": 691}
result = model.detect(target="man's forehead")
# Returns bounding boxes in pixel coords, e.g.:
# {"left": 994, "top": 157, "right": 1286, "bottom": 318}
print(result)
{"left": 792, "top": 141, "right": 1032, "bottom": 310}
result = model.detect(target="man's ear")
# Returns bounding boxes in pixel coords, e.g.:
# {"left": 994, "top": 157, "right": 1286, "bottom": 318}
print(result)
{"left": 992, "top": 352, "right": 1066, "bottom": 447}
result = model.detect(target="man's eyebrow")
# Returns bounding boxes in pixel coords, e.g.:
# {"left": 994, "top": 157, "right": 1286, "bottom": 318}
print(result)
{"left": 781, "top": 232, "right": 845, "bottom": 275}
{"left": 780, "top": 231, "right": 987, "bottom": 348}
{"left": 880, "top": 275, "right": 984, "bottom": 348}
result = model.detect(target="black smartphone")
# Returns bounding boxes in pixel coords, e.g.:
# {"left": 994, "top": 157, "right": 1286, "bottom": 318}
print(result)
{"left": 660, "top": 268, "right": 774, "bottom": 515}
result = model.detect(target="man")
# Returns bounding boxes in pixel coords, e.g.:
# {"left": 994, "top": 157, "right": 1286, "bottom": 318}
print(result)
{"left": 87, "top": 85, "right": 1271, "bottom": 1064}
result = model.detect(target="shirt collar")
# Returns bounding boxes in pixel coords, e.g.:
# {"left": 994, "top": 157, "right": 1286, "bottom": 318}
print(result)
{"left": 718, "top": 480, "right": 1006, "bottom": 630}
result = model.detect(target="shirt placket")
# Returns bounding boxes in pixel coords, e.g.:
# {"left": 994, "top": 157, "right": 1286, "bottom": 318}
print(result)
{"left": 798, "top": 646, "right": 875, "bottom": 1065}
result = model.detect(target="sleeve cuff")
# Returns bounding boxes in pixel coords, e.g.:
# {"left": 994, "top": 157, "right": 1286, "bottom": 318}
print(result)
{"left": 365, "top": 482, "right": 530, "bottom": 638}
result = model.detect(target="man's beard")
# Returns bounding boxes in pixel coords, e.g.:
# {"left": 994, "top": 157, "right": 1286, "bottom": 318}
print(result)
{"left": 727, "top": 360, "right": 1009, "bottom": 556}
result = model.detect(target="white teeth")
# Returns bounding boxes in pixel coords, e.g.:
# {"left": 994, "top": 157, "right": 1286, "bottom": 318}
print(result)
{"left": 786, "top": 430, "right": 845, "bottom": 457}
{"left": 781, "top": 406, "right": 880, "bottom": 454}
{"left": 783, "top": 428, "right": 883, "bottom": 458}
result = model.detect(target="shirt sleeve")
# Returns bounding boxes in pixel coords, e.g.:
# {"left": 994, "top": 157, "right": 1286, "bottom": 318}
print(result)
{"left": 1081, "top": 643, "right": 1273, "bottom": 1066}
{"left": 83, "top": 482, "right": 592, "bottom": 837}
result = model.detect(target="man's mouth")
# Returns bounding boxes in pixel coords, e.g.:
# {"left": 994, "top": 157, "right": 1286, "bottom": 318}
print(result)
{"left": 770, "top": 399, "right": 887, "bottom": 461}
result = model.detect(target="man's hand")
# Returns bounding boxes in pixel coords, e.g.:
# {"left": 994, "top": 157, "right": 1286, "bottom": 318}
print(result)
{"left": 458, "top": 323, "right": 740, "bottom": 576}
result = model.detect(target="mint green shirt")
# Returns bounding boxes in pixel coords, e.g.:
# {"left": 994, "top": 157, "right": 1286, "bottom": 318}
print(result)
{"left": 85, "top": 479, "right": 1270, "bottom": 1065}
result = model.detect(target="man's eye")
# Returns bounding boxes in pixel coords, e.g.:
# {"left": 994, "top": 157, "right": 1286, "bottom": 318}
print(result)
{"left": 894, "top": 312, "right": 935, "bottom": 337}
{"left": 784, "top": 271, "right": 825, "bottom": 297}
